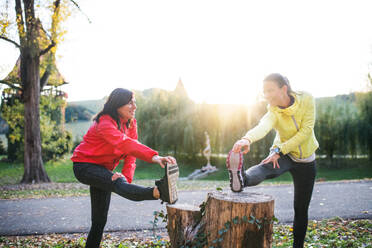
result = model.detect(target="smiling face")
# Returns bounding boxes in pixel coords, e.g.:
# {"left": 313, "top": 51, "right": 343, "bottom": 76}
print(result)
{"left": 117, "top": 97, "right": 136, "bottom": 121}
{"left": 263, "top": 80, "right": 288, "bottom": 107}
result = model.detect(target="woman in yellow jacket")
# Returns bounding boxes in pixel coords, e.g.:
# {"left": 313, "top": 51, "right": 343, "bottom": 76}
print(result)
{"left": 229, "top": 73, "right": 319, "bottom": 248}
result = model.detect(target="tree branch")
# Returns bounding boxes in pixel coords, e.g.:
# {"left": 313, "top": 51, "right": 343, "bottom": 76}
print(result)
{"left": 51, "top": 0, "right": 61, "bottom": 41}
{"left": 15, "top": 0, "right": 26, "bottom": 46}
{"left": 54, "top": 0, "right": 61, "bottom": 11}
{"left": 0, "top": 36, "right": 21, "bottom": 48}
{"left": 39, "top": 22, "right": 53, "bottom": 41}
{"left": 40, "top": 68, "right": 51, "bottom": 90}
{"left": 39, "top": 41, "right": 56, "bottom": 56}
{"left": 0, "top": 80, "right": 23, "bottom": 91}
{"left": 69, "top": 0, "right": 92, "bottom": 23}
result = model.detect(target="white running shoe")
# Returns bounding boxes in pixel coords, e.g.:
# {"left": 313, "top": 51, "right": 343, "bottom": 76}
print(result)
{"left": 226, "top": 151, "right": 244, "bottom": 192}
{"left": 155, "top": 163, "right": 179, "bottom": 204}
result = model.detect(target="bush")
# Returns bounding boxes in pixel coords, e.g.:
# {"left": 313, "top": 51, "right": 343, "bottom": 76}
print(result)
{"left": 1, "top": 95, "right": 73, "bottom": 162}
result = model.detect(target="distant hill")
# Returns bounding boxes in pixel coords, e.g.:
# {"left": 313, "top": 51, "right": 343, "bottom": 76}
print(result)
{"left": 66, "top": 99, "right": 105, "bottom": 122}
{"left": 67, "top": 99, "right": 105, "bottom": 114}
{"left": 65, "top": 105, "right": 95, "bottom": 122}
{"left": 316, "top": 92, "right": 356, "bottom": 103}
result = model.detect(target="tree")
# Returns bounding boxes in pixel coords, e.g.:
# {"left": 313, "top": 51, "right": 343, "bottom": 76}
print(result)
{"left": 356, "top": 73, "right": 372, "bottom": 161}
{"left": 0, "top": 0, "right": 79, "bottom": 183}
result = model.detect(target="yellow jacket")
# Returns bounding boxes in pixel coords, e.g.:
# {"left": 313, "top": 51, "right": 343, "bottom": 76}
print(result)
{"left": 242, "top": 92, "right": 319, "bottom": 159}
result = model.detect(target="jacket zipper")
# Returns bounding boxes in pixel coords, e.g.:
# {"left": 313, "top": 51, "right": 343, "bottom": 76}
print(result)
{"left": 291, "top": 115, "right": 303, "bottom": 159}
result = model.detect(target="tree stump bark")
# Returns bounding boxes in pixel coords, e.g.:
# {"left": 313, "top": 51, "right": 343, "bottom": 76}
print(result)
{"left": 167, "top": 204, "right": 202, "bottom": 247}
{"left": 166, "top": 191, "right": 274, "bottom": 248}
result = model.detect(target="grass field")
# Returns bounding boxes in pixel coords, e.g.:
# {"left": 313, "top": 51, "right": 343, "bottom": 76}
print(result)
{"left": 0, "top": 156, "right": 371, "bottom": 187}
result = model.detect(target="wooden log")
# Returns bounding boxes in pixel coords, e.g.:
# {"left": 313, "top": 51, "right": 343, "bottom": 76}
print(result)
{"left": 166, "top": 203, "right": 202, "bottom": 248}
{"left": 205, "top": 191, "right": 275, "bottom": 248}
{"left": 166, "top": 191, "right": 274, "bottom": 248}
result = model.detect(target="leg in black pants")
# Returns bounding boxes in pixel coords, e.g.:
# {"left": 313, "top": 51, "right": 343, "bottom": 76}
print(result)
{"left": 73, "top": 162, "right": 157, "bottom": 248}
{"left": 243, "top": 155, "right": 295, "bottom": 186}
{"left": 290, "top": 161, "right": 316, "bottom": 248}
{"left": 243, "top": 156, "right": 316, "bottom": 248}
{"left": 86, "top": 186, "right": 111, "bottom": 248}
{"left": 73, "top": 162, "right": 156, "bottom": 201}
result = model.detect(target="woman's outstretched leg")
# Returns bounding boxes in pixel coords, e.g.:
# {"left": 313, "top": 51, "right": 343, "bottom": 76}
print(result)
{"left": 243, "top": 155, "right": 294, "bottom": 186}
{"left": 73, "top": 162, "right": 156, "bottom": 201}
{"left": 227, "top": 152, "right": 295, "bottom": 191}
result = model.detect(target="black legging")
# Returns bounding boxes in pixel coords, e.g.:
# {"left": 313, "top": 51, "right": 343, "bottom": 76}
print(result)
{"left": 73, "top": 162, "right": 157, "bottom": 248}
{"left": 243, "top": 155, "right": 316, "bottom": 248}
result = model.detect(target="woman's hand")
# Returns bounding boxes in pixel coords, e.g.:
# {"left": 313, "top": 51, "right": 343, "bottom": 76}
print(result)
{"left": 111, "top": 172, "right": 125, "bottom": 181}
{"left": 260, "top": 153, "right": 281, "bottom": 169}
{"left": 152, "top": 155, "right": 177, "bottom": 168}
{"left": 232, "top": 139, "right": 250, "bottom": 154}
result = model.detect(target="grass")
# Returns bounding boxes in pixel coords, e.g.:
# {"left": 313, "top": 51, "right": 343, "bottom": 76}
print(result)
{"left": 0, "top": 188, "right": 89, "bottom": 199}
{"left": 130, "top": 157, "right": 372, "bottom": 182}
{"left": 0, "top": 157, "right": 371, "bottom": 199}
{"left": 0, "top": 218, "right": 371, "bottom": 247}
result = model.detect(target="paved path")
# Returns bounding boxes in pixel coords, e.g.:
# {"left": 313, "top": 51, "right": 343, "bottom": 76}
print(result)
{"left": 0, "top": 180, "right": 371, "bottom": 236}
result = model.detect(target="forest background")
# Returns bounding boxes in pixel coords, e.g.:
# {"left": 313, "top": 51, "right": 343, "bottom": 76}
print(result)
{"left": 2, "top": 79, "right": 370, "bottom": 168}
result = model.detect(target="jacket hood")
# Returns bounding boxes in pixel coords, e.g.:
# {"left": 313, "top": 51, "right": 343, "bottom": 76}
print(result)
{"left": 268, "top": 93, "right": 299, "bottom": 116}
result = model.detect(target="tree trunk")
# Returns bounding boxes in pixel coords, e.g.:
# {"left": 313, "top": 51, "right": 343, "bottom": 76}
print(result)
{"left": 167, "top": 191, "right": 274, "bottom": 248}
{"left": 20, "top": 48, "right": 50, "bottom": 183}
{"left": 18, "top": 0, "right": 50, "bottom": 183}
{"left": 167, "top": 204, "right": 201, "bottom": 247}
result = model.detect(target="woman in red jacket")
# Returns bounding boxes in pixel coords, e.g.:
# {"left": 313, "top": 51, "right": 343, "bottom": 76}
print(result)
{"left": 71, "top": 88, "right": 177, "bottom": 248}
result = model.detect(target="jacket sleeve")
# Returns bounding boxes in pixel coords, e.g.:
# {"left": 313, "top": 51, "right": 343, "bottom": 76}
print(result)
{"left": 278, "top": 94, "right": 316, "bottom": 154}
{"left": 96, "top": 118, "right": 158, "bottom": 163}
{"left": 122, "top": 120, "right": 139, "bottom": 183}
{"left": 242, "top": 111, "right": 276, "bottom": 143}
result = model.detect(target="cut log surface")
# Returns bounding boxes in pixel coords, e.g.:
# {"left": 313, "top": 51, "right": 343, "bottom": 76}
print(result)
{"left": 167, "top": 191, "right": 275, "bottom": 248}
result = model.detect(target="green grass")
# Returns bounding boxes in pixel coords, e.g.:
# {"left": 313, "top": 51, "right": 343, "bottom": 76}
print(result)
{"left": 133, "top": 157, "right": 372, "bottom": 182}
{"left": 1, "top": 157, "right": 371, "bottom": 185}
{"left": 0, "top": 159, "right": 78, "bottom": 185}
{"left": 0, "top": 188, "right": 89, "bottom": 199}
{"left": 0, "top": 157, "right": 371, "bottom": 199}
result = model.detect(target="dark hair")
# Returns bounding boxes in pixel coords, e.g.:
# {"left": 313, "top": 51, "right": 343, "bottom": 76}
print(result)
{"left": 94, "top": 88, "right": 133, "bottom": 130}
{"left": 263, "top": 73, "right": 293, "bottom": 95}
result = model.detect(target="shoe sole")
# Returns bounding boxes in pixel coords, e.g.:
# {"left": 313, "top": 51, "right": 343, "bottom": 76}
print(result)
{"left": 226, "top": 151, "right": 244, "bottom": 192}
{"left": 166, "top": 163, "right": 179, "bottom": 204}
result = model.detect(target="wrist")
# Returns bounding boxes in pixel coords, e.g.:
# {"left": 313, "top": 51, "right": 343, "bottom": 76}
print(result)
{"left": 241, "top": 138, "right": 251, "bottom": 145}
{"left": 152, "top": 155, "right": 160, "bottom": 163}
{"left": 270, "top": 147, "right": 280, "bottom": 154}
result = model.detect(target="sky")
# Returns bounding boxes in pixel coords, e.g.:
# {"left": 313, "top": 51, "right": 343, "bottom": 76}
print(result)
{"left": 1, "top": 0, "right": 372, "bottom": 104}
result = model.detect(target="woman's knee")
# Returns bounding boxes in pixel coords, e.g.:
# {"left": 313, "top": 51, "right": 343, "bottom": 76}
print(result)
{"left": 244, "top": 164, "right": 278, "bottom": 186}
{"left": 244, "top": 173, "right": 264, "bottom": 186}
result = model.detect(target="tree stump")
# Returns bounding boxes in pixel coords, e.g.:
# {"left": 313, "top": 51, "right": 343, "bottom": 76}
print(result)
{"left": 166, "top": 191, "right": 274, "bottom": 248}
{"left": 167, "top": 204, "right": 202, "bottom": 247}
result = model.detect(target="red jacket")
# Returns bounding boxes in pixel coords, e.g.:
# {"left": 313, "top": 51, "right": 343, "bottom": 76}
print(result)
{"left": 71, "top": 115, "right": 158, "bottom": 183}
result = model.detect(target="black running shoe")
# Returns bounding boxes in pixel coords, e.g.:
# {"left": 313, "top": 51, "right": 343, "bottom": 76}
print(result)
{"left": 155, "top": 163, "right": 179, "bottom": 204}
{"left": 226, "top": 150, "right": 244, "bottom": 192}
